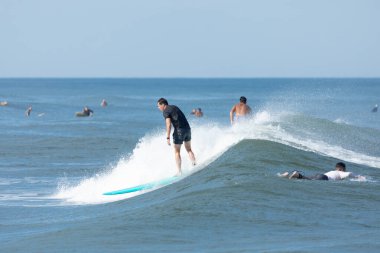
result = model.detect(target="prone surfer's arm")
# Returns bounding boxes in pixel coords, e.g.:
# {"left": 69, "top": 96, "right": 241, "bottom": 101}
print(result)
{"left": 165, "top": 118, "right": 171, "bottom": 145}
{"left": 349, "top": 172, "right": 366, "bottom": 181}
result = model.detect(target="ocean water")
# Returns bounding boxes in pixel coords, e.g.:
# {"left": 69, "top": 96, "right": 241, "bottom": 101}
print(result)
{"left": 0, "top": 78, "right": 379, "bottom": 252}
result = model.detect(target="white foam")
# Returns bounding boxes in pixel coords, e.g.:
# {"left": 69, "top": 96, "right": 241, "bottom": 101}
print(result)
{"left": 0, "top": 178, "right": 22, "bottom": 186}
{"left": 53, "top": 123, "right": 242, "bottom": 204}
{"left": 334, "top": 118, "right": 350, "bottom": 125}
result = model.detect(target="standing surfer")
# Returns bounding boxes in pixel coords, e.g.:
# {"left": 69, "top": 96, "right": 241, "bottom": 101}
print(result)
{"left": 157, "top": 98, "right": 196, "bottom": 176}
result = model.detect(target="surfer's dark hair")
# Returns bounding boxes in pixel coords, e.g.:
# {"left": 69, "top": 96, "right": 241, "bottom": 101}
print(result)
{"left": 157, "top": 98, "right": 168, "bottom": 105}
{"left": 335, "top": 162, "right": 346, "bottom": 171}
{"left": 240, "top": 96, "right": 247, "bottom": 104}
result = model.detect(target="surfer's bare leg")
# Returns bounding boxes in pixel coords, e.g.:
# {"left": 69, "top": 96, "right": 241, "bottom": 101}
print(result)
{"left": 184, "top": 141, "right": 196, "bottom": 166}
{"left": 174, "top": 144, "right": 182, "bottom": 175}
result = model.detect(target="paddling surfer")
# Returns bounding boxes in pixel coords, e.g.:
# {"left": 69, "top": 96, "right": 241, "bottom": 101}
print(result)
{"left": 82, "top": 106, "right": 93, "bottom": 116}
{"left": 157, "top": 98, "right": 196, "bottom": 176}
{"left": 279, "top": 162, "right": 365, "bottom": 181}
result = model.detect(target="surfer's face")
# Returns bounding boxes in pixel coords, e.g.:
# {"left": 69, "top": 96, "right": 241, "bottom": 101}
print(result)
{"left": 157, "top": 103, "right": 165, "bottom": 111}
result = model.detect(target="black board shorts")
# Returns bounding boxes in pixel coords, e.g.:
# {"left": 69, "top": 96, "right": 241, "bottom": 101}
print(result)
{"left": 310, "top": 174, "right": 329, "bottom": 180}
{"left": 173, "top": 128, "right": 191, "bottom": 144}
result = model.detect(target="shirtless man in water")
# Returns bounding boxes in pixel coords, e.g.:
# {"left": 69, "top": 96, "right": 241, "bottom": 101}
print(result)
{"left": 230, "top": 96, "right": 252, "bottom": 124}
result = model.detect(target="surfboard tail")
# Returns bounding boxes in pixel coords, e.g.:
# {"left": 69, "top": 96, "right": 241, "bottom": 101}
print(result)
{"left": 103, "top": 176, "right": 180, "bottom": 196}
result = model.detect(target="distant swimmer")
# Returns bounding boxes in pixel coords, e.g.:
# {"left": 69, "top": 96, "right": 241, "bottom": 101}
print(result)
{"left": 25, "top": 106, "right": 32, "bottom": 117}
{"left": 279, "top": 162, "right": 365, "bottom": 181}
{"left": 371, "top": 104, "right": 378, "bottom": 113}
{"left": 230, "top": 96, "right": 252, "bottom": 124}
{"left": 76, "top": 106, "right": 93, "bottom": 117}
{"left": 191, "top": 108, "right": 203, "bottom": 117}
{"left": 157, "top": 98, "right": 196, "bottom": 176}
{"left": 101, "top": 99, "right": 108, "bottom": 107}
{"left": 0, "top": 101, "right": 8, "bottom": 106}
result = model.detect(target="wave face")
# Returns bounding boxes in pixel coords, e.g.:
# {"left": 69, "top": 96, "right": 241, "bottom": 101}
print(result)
{"left": 54, "top": 110, "right": 380, "bottom": 204}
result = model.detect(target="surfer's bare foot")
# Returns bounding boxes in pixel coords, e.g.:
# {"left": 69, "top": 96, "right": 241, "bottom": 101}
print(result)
{"left": 278, "top": 172, "right": 289, "bottom": 178}
{"left": 175, "top": 171, "right": 182, "bottom": 177}
{"left": 192, "top": 161, "right": 196, "bottom": 166}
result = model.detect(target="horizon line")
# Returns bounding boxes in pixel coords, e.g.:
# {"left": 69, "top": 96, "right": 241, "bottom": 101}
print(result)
{"left": 1, "top": 76, "right": 379, "bottom": 79}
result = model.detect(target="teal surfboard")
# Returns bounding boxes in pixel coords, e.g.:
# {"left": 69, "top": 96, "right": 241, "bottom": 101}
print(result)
{"left": 103, "top": 176, "right": 180, "bottom": 195}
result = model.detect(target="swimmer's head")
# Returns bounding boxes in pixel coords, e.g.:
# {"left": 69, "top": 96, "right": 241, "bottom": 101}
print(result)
{"left": 240, "top": 96, "right": 247, "bottom": 104}
{"left": 335, "top": 162, "right": 346, "bottom": 171}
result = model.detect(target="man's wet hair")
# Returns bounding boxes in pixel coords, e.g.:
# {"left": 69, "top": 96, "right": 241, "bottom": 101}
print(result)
{"left": 157, "top": 98, "right": 168, "bottom": 105}
{"left": 240, "top": 96, "right": 247, "bottom": 104}
{"left": 336, "top": 162, "right": 346, "bottom": 171}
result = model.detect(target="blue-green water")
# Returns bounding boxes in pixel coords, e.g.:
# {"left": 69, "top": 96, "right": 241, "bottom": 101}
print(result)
{"left": 0, "top": 78, "right": 379, "bottom": 252}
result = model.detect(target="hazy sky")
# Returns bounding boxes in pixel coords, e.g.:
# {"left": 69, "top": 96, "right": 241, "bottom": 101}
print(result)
{"left": 1, "top": 0, "right": 379, "bottom": 77}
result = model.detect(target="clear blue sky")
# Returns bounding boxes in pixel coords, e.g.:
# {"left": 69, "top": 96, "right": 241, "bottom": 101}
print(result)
{"left": 0, "top": 0, "right": 379, "bottom": 77}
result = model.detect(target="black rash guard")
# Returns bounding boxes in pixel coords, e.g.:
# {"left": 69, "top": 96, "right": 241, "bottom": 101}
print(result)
{"left": 163, "top": 105, "right": 190, "bottom": 130}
